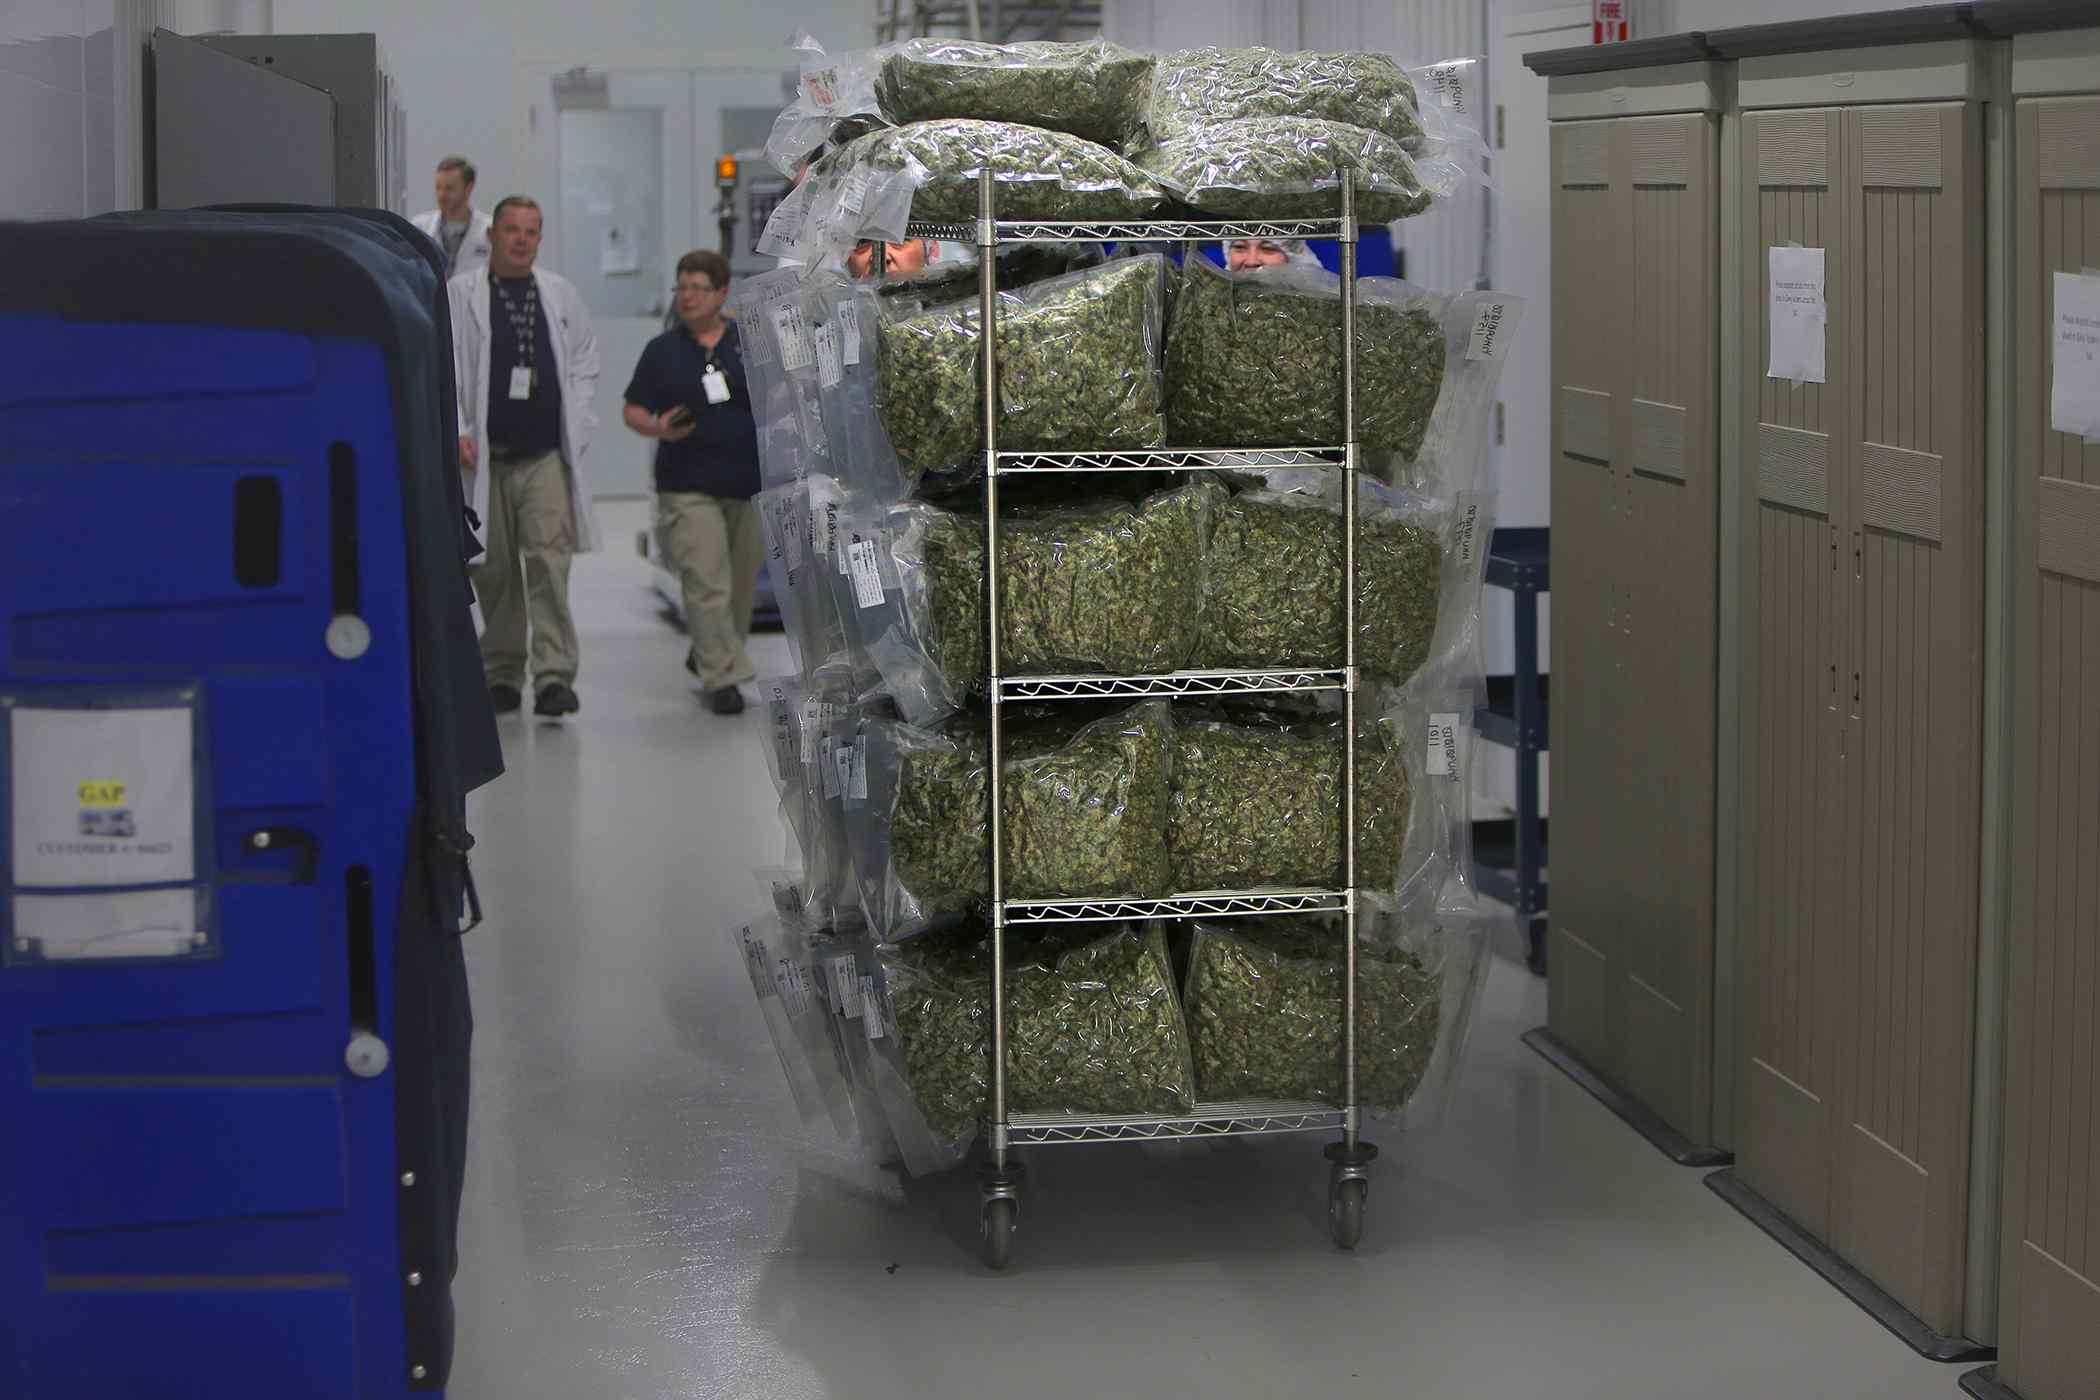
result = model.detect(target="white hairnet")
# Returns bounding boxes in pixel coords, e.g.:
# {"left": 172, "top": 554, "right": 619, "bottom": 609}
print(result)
{"left": 1218, "top": 237, "right": 1322, "bottom": 270}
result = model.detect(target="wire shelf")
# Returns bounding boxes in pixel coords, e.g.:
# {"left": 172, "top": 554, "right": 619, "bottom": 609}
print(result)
{"left": 906, "top": 217, "right": 1351, "bottom": 244}
{"left": 998, "top": 668, "right": 1343, "bottom": 702}
{"left": 1007, "top": 1100, "right": 1346, "bottom": 1145}
{"left": 1001, "top": 890, "right": 1350, "bottom": 925}
{"left": 993, "top": 446, "right": 1345, "bottom": 474}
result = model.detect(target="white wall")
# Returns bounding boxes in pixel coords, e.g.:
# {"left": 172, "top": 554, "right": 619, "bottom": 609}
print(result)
{"left": 2, "top": 1, "right": 131, "bottom": 219}
{"left": 269, "top": 0, "right": 872, "bottom": 224}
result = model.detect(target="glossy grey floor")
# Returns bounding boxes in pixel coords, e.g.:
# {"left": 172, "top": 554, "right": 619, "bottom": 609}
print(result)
{"left": 448, "top": 507, "right": 1956, "bottom": 1400}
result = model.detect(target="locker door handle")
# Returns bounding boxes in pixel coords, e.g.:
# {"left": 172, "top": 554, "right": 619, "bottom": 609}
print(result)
{"left": 326, "top": 442, "right": 371, "bottom": 660}
{"left": 343, "top": 864, "right": 389, "bottom": 1079}
{"left": 245, "top": 825, "right": 319, "bottom": 884}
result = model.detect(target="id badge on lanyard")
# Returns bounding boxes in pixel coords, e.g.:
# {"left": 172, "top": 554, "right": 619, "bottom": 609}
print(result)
{"left": 509, "top": 365, "right": 533, "bottom": 400}
{"left": 702, "top": 366, "right": 730, "bottom": 405}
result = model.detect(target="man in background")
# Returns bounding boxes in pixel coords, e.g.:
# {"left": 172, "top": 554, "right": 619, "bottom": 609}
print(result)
{"left": 414, "top": 156, "right": 491, "bottom": 278}
{"left": 622, "top": 250, "right": 761, "bottom": 716}
{"left": 449, "top": 196, "right": 601, "bottom": 718}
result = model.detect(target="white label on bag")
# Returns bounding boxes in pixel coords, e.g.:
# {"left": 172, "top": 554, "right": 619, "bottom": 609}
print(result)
{"left": 771, "top": 301, "right": 813, "bottom": 371}
{"left": 2052, "top": 270, "right": 2100, "bottom": 439}
{"left": 837, "top": 959, "right": 864, "bottom": 1017}
{"left": 12, "top": 705, "right": 196, "bottom": 888}
{"left": 801, "top": 65, "right": 840, "bottom": 111}
{"left": 848, "top": 538, "right": 887, "bottom": 609}
{"left": 1466, "top": 299, "right": 1514, "bottom": 362}
{"left": 850, "top": 743, "right": 869, "bottom": 801}
{"left": 1452, "top": 499, "right": 1481, "bottom": 567}
{"left": 773, "top": 956, "right": 811, "bottom": 1016}
{"left": 814, "top": 320, "right": 843, "bottom": 389}
{"left": 800, "top": 699, "right": 822, "bottom": 764}
{"left": 840, "top": 166, "right": 872, "bottom": 214}
{"left": 820, "top": 736, "right": 840, "bottom": 798}
{"left": 834, "top": 743, "right": 854, "bottom": 801}
{"left": 1423, "top": 60, "right": 1472, "bottom": 115}
{"left": 768, "top": 693, "right": 796, "bottom": 769}
{"left": 862, "top": 976, "right": 884, "bottom": 1039}
{"left": 743, "top": 931, "right": 776, "bottom": 1000}
{"left": 839, "top": 300, "right": 862, "bottom": 365}
{"left": 1427, "top": 713, "right": 1462, "bottom": 777}
{"left": 1766, "top": 246, "right": 1827, "bottom": 385}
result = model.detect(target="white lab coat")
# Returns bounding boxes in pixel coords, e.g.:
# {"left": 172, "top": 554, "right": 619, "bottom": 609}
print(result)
{"left": 413, "top": 207, "right": 492, "bottom": 278}
{"left": 448, "top": 265, "right": 603, "bottom": 553}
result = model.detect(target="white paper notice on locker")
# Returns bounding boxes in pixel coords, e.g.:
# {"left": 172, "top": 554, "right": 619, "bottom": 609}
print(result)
{"left": 8, "top": 705, "right": 194, "bottom": 888}
{"left": 2052, "top": 270, "right": 2100, "bottom": 441}
{"left": 1767, "top": 246, "right": 1827, "bottom": 386}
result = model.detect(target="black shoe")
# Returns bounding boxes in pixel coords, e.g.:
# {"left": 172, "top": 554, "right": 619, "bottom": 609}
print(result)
{"left": 705, "top": 685, "right": 746, "bottom": 715}
{"left": 535, "top": 681, "right": 580, "bottom": 717}
{"left": 489, "top": 684, "right": 522, "bottom": 714}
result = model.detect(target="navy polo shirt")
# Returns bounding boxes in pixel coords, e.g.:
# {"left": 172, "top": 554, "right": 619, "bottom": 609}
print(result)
{"left": 623, "top": 320, "right": 762, "bottom": 499}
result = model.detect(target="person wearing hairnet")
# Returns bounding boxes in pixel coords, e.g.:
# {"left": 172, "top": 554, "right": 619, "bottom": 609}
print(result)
{"left": 1223, "top": 237, "right": 1322, "bottom": 272}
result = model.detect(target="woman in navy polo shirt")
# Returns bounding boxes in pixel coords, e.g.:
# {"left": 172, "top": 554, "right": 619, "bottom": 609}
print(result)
{"left": 622, "top": 250, "right": 762, "bottom": 715}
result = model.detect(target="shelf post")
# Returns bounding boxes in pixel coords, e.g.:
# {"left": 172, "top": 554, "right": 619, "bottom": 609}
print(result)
{"left": 1338, "top": 174, "right": 1361, "bottom": 1151}
{"left": 976, "top": 170, "right": 1012, "bottom": 1168}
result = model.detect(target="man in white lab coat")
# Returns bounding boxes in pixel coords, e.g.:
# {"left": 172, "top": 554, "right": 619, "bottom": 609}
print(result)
{"left": 449, "top": 195, "right": 601, "bottom": 718}
{"left": 413, "top": 155, "right": 492, "bottom": 279}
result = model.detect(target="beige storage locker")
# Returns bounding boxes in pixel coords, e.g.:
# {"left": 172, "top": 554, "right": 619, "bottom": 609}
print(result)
{"left": 1540, "top": 59, "right": 1725, "bottom": 1159}
{"left": 1729, "top": 41, "right": 1987, "bottom": 1347}
{"left": 1990, "top": 24, "right": 2100, "bottom": 1400}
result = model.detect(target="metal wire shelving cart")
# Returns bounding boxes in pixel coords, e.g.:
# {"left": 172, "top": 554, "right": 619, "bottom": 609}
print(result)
{"left": 918, "top": 173, "right": 1380, "bottom": 1269}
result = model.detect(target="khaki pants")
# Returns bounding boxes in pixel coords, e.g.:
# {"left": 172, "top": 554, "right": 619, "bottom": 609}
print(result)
{"left": 656, "top": 490, "right": 760, "bottom": 690}
{"left": 473, "top": 450, "right": 579, "bottom": 691}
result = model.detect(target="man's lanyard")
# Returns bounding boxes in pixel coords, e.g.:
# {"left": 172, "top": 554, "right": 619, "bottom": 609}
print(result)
{"left": 492, "top": 273, "right": 540, "bottom": 389}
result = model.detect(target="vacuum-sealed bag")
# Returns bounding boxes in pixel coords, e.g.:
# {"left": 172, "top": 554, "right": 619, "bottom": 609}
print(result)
{"left": 728, "top": 913, "right": 858, "bottom": 1137}
{"left": 759, "top": 120, "right": 1169, "bottom": 267}
{"left": 1144, "top": 47, "right": 1423, "bottom": 150}
{"left": 1135, "top": 116, "right": 1434, "bottom": 222}
{"left": 1194, "top": 487, "right": 1443, "bottom": 685}
{"left": 1167, "top": 714, "right": 1408, "bottom": 893}
{"left": 876, "top": 252, "right": 1167, "bottom": 485}
{"left": 1182, "top": 919, "right": 1439, "bottom": 1109}
{"left": 860, "top": 702, "right": 1175, "bottom": 936}
{"left": 879, "top": 922, "right": 1195, "bottom": 1151}
{"left": 1163, "top": 257, "right": 1446, "bottom": 464}
{"left": 876, "top": 37, "right": 1153, "bottom": 150}
{"left": 882, "top": 480, "right": 1218, "bottom": 710}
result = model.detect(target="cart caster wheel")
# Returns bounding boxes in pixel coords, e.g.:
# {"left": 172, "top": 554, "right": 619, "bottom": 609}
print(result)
{"left": 1329, "top": 1178, "right": 1366, "bottom": 1250}
{"left": 981, "top": 1198, "right": 1016, "bottom": 1270}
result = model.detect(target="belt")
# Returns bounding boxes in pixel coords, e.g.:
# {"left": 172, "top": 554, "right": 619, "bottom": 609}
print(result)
{"left": 489, "top": 446, "right": 551, "bottom": 465}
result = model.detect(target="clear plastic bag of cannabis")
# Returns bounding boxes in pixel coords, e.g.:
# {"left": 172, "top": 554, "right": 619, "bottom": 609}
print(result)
{"left": 1182, "top": 918, "right": 1440, "bottom": 1110}
{"left": 1193, "top": 486, "right": 1443, "bottom": 686}
{"left": 1166, "top": 712, "right": 1409, "bottom": 893}
{"left": 727, "top": 913, "right": 858, "bottom": 1137}
{"left": 880, "top": 480, "right": 1219, "bottom": 713}
{"left": 860, "top": 702, "right": 1176, "bottom": 937}
{"left": 763, "top": 33, "right": 888, "bottom": 179}
{"left": 1144, "top": 47, "right": 1424, "bottom": 151}
{"left": 1134, "top": 116, "right": 1435, "bottom": 222}
{"left": 875, "top": 251, "right": 1167, "bottom": 487}
{"left": 759, "top": 120, "right": 1169, "bottom": 266}
{"left": 875, "top": 37, "right": 1153, "bottom": 150}
{"left": 756, "top": 669, "right": 860, "bottom": 928}
{"left": 876, "top": 921, "right": 1196, "bottom": 1157}
{"left": 1163, "top": 256, "right": 1447, "bottom": 465}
